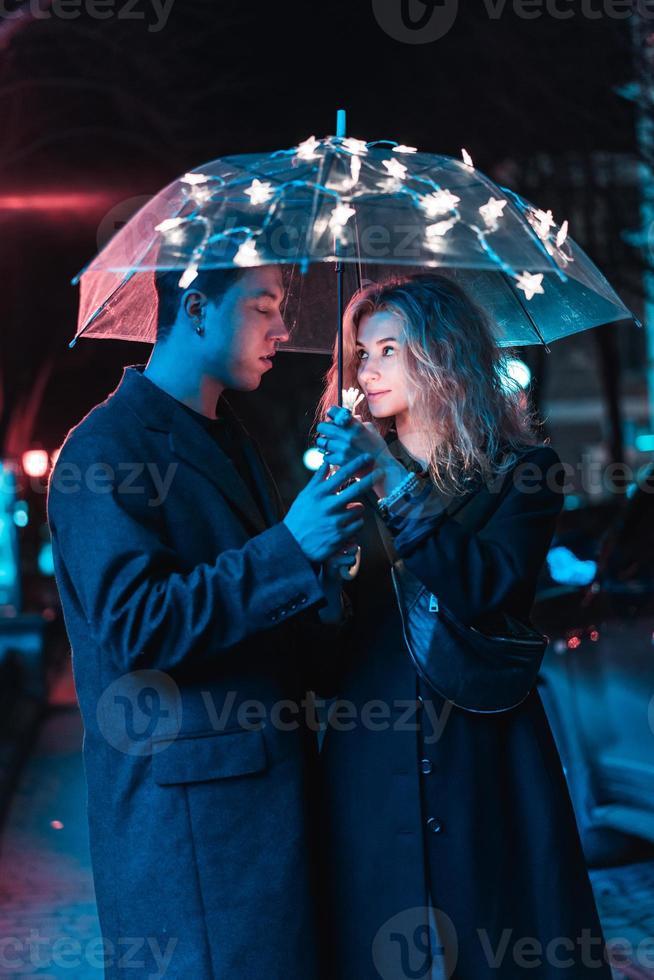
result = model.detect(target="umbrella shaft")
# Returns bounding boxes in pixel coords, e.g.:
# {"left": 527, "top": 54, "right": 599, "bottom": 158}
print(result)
{"left": 336, "top": 260, "right": 344, "bottom": 406}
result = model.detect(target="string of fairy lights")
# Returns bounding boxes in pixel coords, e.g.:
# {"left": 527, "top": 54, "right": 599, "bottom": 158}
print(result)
{"left": 152, "top": 134, "right": 574, "bottom": 303}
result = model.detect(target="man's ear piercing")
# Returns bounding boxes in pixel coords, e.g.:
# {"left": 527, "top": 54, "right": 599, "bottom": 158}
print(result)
{"left": 193, "top": 317, "right": 205, "bottom": 336}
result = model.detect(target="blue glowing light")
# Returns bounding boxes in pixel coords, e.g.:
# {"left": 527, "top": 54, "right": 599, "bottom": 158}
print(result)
{"left": 500, "top": 358, "right": 531, "bottom": 393}
{"left": 303, "top": 448, "right": 325, "bottom": 471}
{"left": 547, "top": 546, "right": 597, "bottom": 587}
{"left": 38, "top": 542, "right": 55, "bottom": 577}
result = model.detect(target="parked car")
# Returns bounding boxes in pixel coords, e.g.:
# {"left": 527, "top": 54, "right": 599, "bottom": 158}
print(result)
{"left": 533, "top": 466, "right": 654, "bottom": 866}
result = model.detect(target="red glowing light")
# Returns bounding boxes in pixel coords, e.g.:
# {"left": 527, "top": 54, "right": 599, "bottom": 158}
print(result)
{"left": 50, "top": 820, "right": 64, "bottom": 830}
{"left": 0, "top": 192, "right": 113, "bottom": 212}
{"left": 589, "top": 630, "right": 599, "bottom": 642}
{"left": 567, "top": 635, "right": 582, "bottom": 650}
{"left": 22, "top": 450, "right": 49, "bottom": 478}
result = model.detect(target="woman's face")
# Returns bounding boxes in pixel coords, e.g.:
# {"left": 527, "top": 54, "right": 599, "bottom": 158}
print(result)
{"left": 356, "top": 311, "right": 410, "bottom": 421}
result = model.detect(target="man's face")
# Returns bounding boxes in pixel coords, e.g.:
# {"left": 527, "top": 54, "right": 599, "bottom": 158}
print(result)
{"left": 204, "top": 265, "right": 289, "bottom": 391}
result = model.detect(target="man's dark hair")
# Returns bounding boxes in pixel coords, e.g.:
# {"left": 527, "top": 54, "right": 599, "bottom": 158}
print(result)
{"left": 154, "top": 266, "right": 247, "bottom": 344}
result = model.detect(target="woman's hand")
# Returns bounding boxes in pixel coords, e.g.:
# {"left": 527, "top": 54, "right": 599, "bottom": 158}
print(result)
{"left": 315, "top": 406, "right": 408, "bottom": 498}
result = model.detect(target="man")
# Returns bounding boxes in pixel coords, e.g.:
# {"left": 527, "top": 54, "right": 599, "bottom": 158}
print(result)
{"left": 46, "top": 262, "right": 376, "bottom": 979}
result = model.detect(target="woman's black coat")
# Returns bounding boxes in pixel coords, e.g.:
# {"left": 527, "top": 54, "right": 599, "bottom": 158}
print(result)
{"left": 318, "top": 444, "right": 614, "bottom": 980}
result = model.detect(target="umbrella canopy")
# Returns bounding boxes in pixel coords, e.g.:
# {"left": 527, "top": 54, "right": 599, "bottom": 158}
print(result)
{"left": 72, "top": 132, "right": 638, "bottom": 352}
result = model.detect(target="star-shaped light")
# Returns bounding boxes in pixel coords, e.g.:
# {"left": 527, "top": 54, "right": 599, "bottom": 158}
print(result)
{"left": 425, "top": 218, "right": 457, "bottom": 245}
{"left": 329, "top": 203, "right": 356, "bottom": 236}
{"left": 181, "top": 174, "right": 213, "bottom": 204}
{"left": 393, "top": 144, "right": 418, "bottom": 154}
{"left": 553, "top": 248, "right": 573, "bottom": 268}
{"left": 341, "top": 137, "right": 368, "bottom": 155}
{"left": 375, "top": 178, "right": 405, "bottom": 194}
{"left": 419, "top": 189, "right": 461, "bottom": 218}
{"left": 234, "top": 239, "right": 260, "bottom": 266}
{"left": 461, "top": 148, "right": 474, "bottom": 169}
{"left": 155, "top": 216, "right": 185, "bottom": 245}
{"left": 556, "top": 220, "right": 569, "bottom": 248}
{"left": 479, "top": 197, "right": 508, "bottom": 229}
{"left": 155, "top": 217, "right": 184, "bottom": 233}
{"left": 297, "top": 135, "right": 321, "bottom": 160}
{"left": 382, "top": 158, "right": 408, "bottom": 180}
{"left": 530, "top": 208, "right": 556, "bottom": 240}
{"left": 342, "top": 387, "right": 365, "bottom": 415}
{"left": 178, "top": 263, "right": 199, "bottom": 289}
{"left": 515, "top": 271, "right": 545, "bottom": 301}
{"left": 245, "top": 179, "right": 274, "bottom": 205}
{"left": 181, "top": 173, "right": 209, "bottom": 185}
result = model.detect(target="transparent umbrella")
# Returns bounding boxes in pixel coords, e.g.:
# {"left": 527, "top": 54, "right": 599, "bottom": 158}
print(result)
{"left": 71, "top": 111, "right": 639, "bottom": 401}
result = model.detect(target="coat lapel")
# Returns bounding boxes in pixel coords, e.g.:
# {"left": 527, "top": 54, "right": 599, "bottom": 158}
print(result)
{"left": 116, "top": 363, "right": 270, "bottom": 535}
{"left": 168, "top": 420, "right": 268, "bottom": 535}
{"left": 238, "top": 437, "right": 285, "bottom": 526}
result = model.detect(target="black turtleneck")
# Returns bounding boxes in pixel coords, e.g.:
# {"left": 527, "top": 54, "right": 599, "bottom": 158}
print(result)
{"left": 176, "top": 399, "right": 264, "bottom": 511}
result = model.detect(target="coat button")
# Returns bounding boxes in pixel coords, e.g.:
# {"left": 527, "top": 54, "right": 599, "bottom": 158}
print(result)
{"left": 426, "top": 817, "right": 442, "bottom": 834}
{"left": 420, "top": 758, "right": 433, "bottom": 775}
{"left": 299, "top": 595, "right": 307, "bottom": 604}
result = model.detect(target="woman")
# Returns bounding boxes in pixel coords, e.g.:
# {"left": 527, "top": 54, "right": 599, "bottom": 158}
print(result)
{"left": 313, "top": 273, "right": 613, "bottom": 980}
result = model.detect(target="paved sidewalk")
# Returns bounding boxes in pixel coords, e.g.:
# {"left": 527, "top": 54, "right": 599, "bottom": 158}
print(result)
{"left": 0, "top": 708, "right": 100, "bottom": 978}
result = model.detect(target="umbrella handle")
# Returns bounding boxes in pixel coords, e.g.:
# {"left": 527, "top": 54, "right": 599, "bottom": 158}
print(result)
{"left": 327, "top": 458, "right": 362, "bottom": 580}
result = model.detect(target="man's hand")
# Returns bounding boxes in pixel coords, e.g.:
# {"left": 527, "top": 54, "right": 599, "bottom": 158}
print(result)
{"left": 283, "top": 455, "right": 378, "bottom": 564}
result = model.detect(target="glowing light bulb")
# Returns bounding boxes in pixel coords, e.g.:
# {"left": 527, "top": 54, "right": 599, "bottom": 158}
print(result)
{"left": 341, "top": 137, "right": 368, "bottom": 155}
{"left": 181, "top": 172, "right": 209, "bottom": 185}
{"left": 515, "top": 271, "right": 544, "bottom": 301}
{"left": 178, "top": 263, "right": 199, "bottom": 289}
{"left": 303, "top": 448, "right": 324, "bottom": 471}
{"left": 245, "top": 180, "right": 274, "bottom": 205}
{"left": 479, "top": 197, "right": 507, "bottom": 229}
{"left": 382, "top": 158, "right": 407, "bottom": 180}
{"left": 234, "top": 239, "right": 259, "bottom": 266}
{"left": 425, "top": 218, "right": 457, "bottom": 242}
{"left": 297, "top": 136, "right": 320, "bottom": 160}
{"left": 419, "top": 190, "right": 460, "bottom": 217}
{"left": 22, "top": 450, "right": 49, "bottom": 478}
{"left": 329, "top": 204, "right": 356, "bottom": 235}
